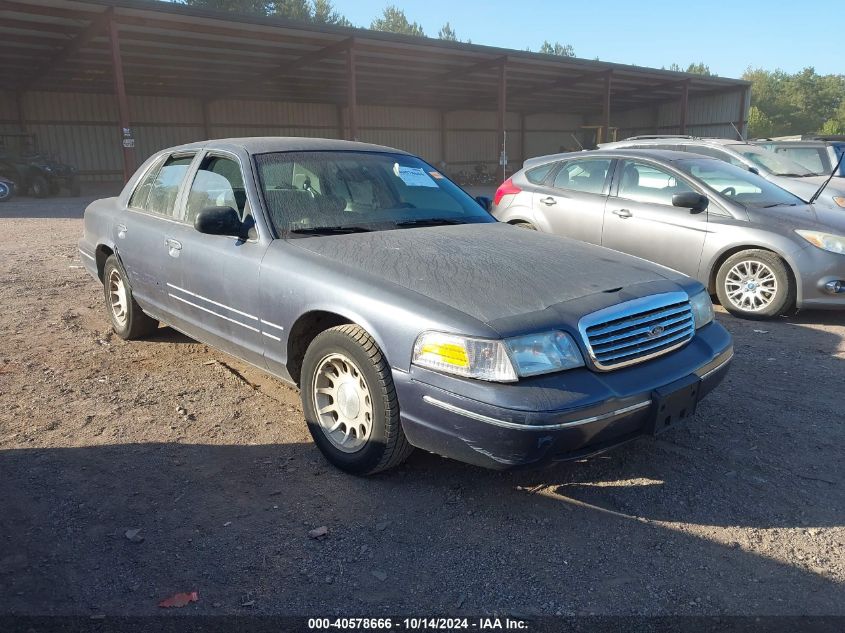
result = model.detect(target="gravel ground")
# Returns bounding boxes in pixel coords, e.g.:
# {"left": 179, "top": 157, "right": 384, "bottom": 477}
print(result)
{"left": 0, "top": 196, "right": 843, "bottom": 617}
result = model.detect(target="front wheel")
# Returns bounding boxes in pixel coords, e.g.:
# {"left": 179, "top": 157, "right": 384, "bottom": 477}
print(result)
{"left": 102, "top": 255, "right": 159, "bottom": 339}
{"left": 300, "top": 324, "right": 413, "bottom": 475}
{"left": 0, "top": 180, "right": 13, "bottom": 203}
{"left": 715, "top": 249, "right": 795, "bottom": 319}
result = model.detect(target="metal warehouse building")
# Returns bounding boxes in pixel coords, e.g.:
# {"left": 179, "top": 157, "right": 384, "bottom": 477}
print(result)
{"left": 0, "top": 0, "right": 750, "bottom": 185}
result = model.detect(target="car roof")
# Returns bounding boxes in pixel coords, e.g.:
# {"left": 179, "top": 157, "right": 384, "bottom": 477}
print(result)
{"left": 158, "top": 136, "right": 409, "bottom": 156}
{"left": 605, "top": 137, "right": 746, "bottom": 148}
{"left": 523, "top": 148, "right": 716, "bottom": 169}
{"left": 752, "top": 139, "right": 829, "bottom": 147}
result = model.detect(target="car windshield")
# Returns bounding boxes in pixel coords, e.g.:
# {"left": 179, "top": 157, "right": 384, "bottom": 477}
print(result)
{"left": 254, "top": 151, "right": 495, "bottom": 236}
{"left": 771, "top": 146, "right": 830, "bottom": 176}
{"left": 733, "top": 144, "right": 814, "bottom": 177}
{"left": 676, "top": 158, "right": 804, "bottom": 208}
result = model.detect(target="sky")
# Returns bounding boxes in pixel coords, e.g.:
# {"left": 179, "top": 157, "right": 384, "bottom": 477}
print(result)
{"left": 330, "top": 0, "right": 842, "bottom": 78}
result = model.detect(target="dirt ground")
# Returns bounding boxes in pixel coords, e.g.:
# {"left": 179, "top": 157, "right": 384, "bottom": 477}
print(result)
{"left": 1, "top": 195, "right": 844, "bottom": 618}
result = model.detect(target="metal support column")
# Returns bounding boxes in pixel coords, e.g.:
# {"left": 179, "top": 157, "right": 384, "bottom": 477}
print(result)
{"left": 346, "top": 43, "right": 358, "bottom": 141}
{"left": 107, "top": 9, "right": 134, "bottom": 183}
{"left": 679, "top": 79, "right": 690, "bottom": 134}
{"left": 497, "top": 61, "right": 507, "bottom": 180}
{"left": 602, "top": 71, "right": 612, "bottom": 144}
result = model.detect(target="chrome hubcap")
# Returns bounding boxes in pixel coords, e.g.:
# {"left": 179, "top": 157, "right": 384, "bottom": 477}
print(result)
{"left": 725, "top": 260, "right": 778, "bottom": 312}
{"left": 108, "top": 269, "right": 129, "bottom": 326}
{"left": 312, "top": 353, "right": 373, "bottom": 453}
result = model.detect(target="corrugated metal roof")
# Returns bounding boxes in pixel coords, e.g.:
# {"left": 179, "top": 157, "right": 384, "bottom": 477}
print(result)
{"left": 0, "top": 0, "right": 748, "bottom": 115}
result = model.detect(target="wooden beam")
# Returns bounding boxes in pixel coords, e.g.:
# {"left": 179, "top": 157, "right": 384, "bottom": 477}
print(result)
{"left": 107, "top": 9, "right": 134, "bottom": 183}
{"left": 371, "top": 55, "right": 507, "bottom": 102}
{"left": 17, "top": 8, "right": 112, "bottom": 92}
{"left": 225, "top": 37, "right": 353, "bottom": 97}
{"left": 347, "top": 44, "right": 358, "bottom": 141}
{"left": 527, "top": 69, "right": 610, "bottom": 97}
{"left": 679, "top": 79, "right": 690, "bottom": 134}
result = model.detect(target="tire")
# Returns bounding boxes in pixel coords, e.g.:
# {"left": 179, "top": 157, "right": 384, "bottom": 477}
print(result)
{"left": 300, "top": 324, "right": 414, "bottom": 475}
{"left": 0, "top": 181, "right": 13, "bottom": 203}
{"left": 30, "top": 174, "right": 50, "bottom": 198}
{"left": 511, "top": 221, "right": 537, "bottom": 230}
{"left": 715, "top": 249, "right": 795, "bottom": 319}
{"left": 102, "top": 255, "right": 159, "bottom": 339}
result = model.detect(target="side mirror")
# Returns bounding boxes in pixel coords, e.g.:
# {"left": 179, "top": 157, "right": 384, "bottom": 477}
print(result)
{"left": 475, "top": 195, "right": 492, "bottom": 211}
{"left": 672, "top": 192, "right": 709, "bottom": 213}
{"left": 194, "top": 206, "right": 243, "bottom": 236}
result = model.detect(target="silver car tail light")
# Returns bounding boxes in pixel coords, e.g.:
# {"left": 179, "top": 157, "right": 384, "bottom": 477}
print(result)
{"left": 578, "top": 292, "right": 695, "bottom": 371}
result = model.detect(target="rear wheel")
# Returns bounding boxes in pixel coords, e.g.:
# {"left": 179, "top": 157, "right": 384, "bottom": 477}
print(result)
{"left": 510, "top": 221, "right": 537, "bottom": 230}
{"left": 715, "top": 249, "right": 794, "bottom": 319}
{"left": 102, "top": 255, "right": 159, "bottom": 339}
{"left": 300, "top": 324, "right": 413, "bottom": 475}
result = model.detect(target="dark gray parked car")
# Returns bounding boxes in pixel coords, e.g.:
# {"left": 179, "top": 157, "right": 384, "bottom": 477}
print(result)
{"left": 79, "top": 138, "right": 732, "bottom": 474}
{"left": 492, "top": 149, "right": 845, "bottom": 319}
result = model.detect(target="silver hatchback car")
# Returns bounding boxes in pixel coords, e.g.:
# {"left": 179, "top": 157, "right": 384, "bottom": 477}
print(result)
{"left": 491, "top": 149, "right": 845, "bottom": 319}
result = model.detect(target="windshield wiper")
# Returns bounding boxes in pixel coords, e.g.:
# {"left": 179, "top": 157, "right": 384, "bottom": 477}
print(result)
{"left": 289, "top": 226, "right": 372, "bottom": 235}
{"left": 395, "top": 218, "right": 466, "bottom": 228}
{"left": 761, "top": 202, "right": 799, "bottom": 208}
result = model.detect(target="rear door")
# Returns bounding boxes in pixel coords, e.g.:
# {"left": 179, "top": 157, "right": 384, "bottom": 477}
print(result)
{"left": 161, "top": 150, "right": 267, "bottom": 367}
{"left": 530, "top": 157, "right": 614, "bottom": 245}
{"left": 601, "top": 159, "right": 708, "bottom": 277}
{"left": 115, "top": 152, "right": 196, "bottom": 320}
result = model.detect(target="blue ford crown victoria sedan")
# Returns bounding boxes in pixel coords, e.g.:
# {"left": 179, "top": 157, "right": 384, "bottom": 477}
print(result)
{"left": 79, "top": 138, "right": 733, "bottom": 474}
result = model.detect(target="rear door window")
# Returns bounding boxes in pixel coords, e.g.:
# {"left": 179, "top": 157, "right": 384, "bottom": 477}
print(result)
{"left": 145, "top": 155, "right": 195, "bottom": 218}
{"left": 551, "top": 159, "right": 612, "bottom": 194}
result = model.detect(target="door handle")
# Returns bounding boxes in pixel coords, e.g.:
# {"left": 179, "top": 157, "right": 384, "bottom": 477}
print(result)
{"left": 165, "top": 238, "right": 182, "bottom": 258}
{"left": 540, "top": 196, "right": 557, "bottom": 206}
{"left": 116, "top": 224, "right": 127, "bottom": 239}
{"left": 612, "top": 209, "right": 632, "bottom": 218}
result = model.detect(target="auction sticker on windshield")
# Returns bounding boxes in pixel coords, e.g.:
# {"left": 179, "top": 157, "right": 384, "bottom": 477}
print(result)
{"left": 394, "top": 163, "right": 438, "bottom": 187}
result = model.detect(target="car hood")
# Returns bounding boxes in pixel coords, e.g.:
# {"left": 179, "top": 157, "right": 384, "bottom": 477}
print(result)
{"left": 291, "top": 223, "right": 684, "bottom": 325}
{"left": 747, "top": 203, "right": 845, "bottom": 234}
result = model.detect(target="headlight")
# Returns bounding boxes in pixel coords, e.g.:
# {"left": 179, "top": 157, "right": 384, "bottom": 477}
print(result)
{"left": 412, "top": 330, "right": 584, "bottom": 382}
{"left": 796, "top": 230, "right": 845, "bottom": 255}
{"left": 833, "top": 196, "right": 845, "bottom": 208}
{"left": 690, "top": 289, "right": 714, "bottom": 329}
{"left": 504, "top": 331, "right": 584, "bottom": 376}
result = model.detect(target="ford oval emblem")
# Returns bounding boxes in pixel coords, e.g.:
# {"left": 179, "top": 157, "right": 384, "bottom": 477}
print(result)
{"left": 648, "top": 325, "right": 665, "bottom": 338}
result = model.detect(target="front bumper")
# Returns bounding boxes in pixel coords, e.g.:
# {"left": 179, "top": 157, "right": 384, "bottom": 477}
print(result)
{"left": 794, "top": 245, "right": 845, "bottom": 309}
{"left": 395, "top": 321, "right": 733, "bottom": 470}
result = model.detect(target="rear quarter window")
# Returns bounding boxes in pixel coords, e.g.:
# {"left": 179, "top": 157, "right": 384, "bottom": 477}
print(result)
{"left": 525, "top": 163, "right": 555, "bottom": 184}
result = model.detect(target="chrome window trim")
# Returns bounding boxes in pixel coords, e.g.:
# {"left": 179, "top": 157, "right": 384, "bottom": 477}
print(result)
{"left": 422, "top": 396, "right": 651, "bottom": 431}
{"left": 578, "top": 291, "right": 693, "bottom": 372}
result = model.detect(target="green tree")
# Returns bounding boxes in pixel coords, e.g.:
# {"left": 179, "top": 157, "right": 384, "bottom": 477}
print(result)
{"left": 270, "top": 0, "right": 308, "bottom": 18}
{"left": 182, "top": 0, "right": 269, "bottom": 15}
{"left": 371, "top": 6, "right": 425, "bottom": 36}
{"left": 438, "top": 22, "right": 457, "bottom": 41}
{"left": 538, "top": 40, "right": 575, "bottom": 57}
{"left": 665, "top": 62, "right": 714, "bottom": 75}
{"left": 312, "top": 0, "right": 351, "bottom": 25}
{"left": 743, "top": 67, "right": 845, "bottom": 137}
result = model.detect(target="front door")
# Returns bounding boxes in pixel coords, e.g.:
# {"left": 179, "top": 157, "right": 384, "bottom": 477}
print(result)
{"left": 163, "top": 151, "right": 267, "bottom": 368}
{"left": 602, "top": 159, "right": 708, "bottom": 277}
{"left": 531, "top": 157, "right": 613, "bottom": 245}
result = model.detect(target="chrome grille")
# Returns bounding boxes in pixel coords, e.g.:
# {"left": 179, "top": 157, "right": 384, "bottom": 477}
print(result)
{"left": 579, "top": 292, "right": 695, "bottom": 371}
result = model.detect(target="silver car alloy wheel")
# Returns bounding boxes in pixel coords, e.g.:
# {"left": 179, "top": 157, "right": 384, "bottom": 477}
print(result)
{"left": 724, "top": 259, "right": 778, "bottom": 312}
{"left": 312, "top": 352, "right": 374, "bottom": 453}
{"left": 108, "top": 268, "right": 129, "bottom": 326}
